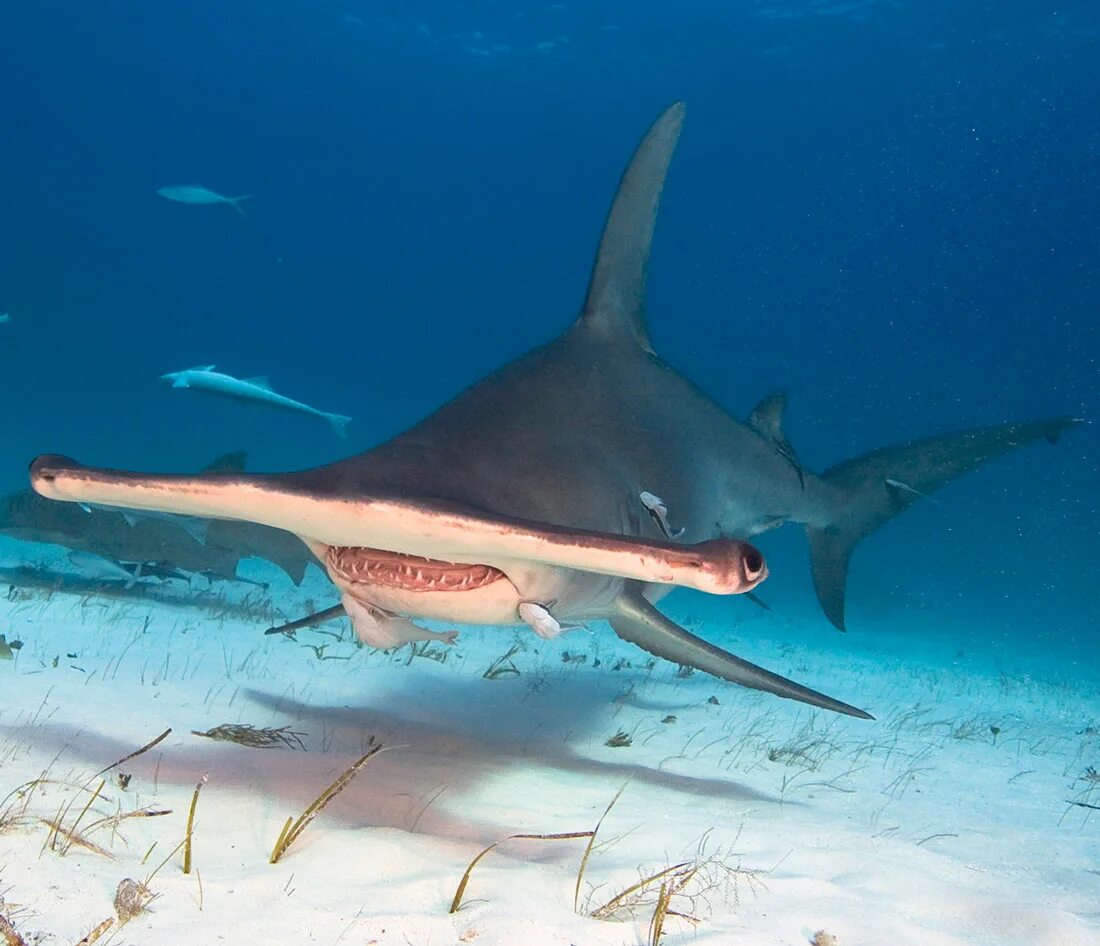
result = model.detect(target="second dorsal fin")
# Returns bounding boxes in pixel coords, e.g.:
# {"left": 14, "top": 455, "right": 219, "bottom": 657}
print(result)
{"left": 577, "top": 102, "right": 686, "bottom": 352}
{"left": 749, "top": 391, "right": 804, "bottom": 488}
{"left": 748, "top": 391, "right": 789, "bottom": 443}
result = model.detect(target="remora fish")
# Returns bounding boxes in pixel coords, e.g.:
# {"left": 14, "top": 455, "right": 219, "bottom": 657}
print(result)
{"left": 160, "top": 366, "right": 352, "bottom": 438}
{"left": 156, "top": 185, "right": 253, "bottom": 216}
{"left": 31, "top": 104, "right": 1080, "bottom": 718}
{"left": 68, "top": 549, "right": 143, "bottom": 589}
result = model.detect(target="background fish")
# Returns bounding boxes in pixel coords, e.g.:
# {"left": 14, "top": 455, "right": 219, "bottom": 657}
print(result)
{"left": 161, "top": 365, "right": 352, "bottom": 437}
{"left": 156, "top": 185, "right": 252, "bottom": 215}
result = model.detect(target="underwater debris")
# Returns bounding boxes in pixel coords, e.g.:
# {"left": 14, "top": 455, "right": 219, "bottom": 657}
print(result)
{"left": 811, "top": 931, "right": 839, "bottom": 946}
{"left": 561, "top": 650, "right": 587, "bottom": 665}
{"left": 269, "top": 742, "right": 388, "bottom": 864}
{"left": 0, "top": 912, "right": 27, "bottom": 946}
{"left": 405, "top": 640, "right": 450, "bottom": 665}
{"left": 301, "top": 641, "right": 352, "bottom": 662}
{"left": 182, "top": 775, "right": 207, "bottom": 875}
{"left": 0, "top": 635, "right": 22, "bottom": 660}
{"left": 675, "top": 664, "right": 695, "bottom": 679}
{"left": 192, "top": 724, "right": 306, "bottom": 751}
{"left": 590, "top": 861, "right": 694, "bottom": 921}
{"left": 949, "top": 716, "right": 1004, "bottom": 743}
{"left": 114, "top": 878, "right": 154, "bottom": 924}
{"left": 661, "top": 715, "right": 677, "bottom": 724}
{"left": 483, "top": 644, "right": 522, "bottom": 679}
{"left": 41, "top": 778, "right": 112, "bottom": 858}
{"left": 588, "top": 841, "right": 765, "bottom": 929}
{"left": 94, "top": 727, "right": 172, "bottom": 778}
{"left": 573, "top": 785, "right": 626, "bottom": 911}
{"left": 605, "top": 730, "right": 633, "bottom": 748}
{"left": 707, "top": 696, "right": 720, "bottom": 706}
{"left": 73, "top": 917, "right": 113, "bottom": 945}
{"left": 445, "top": 785, "right": 761, "bottom": 938}
{"left": 449, "top": 828, "right": 596, "bottom": 914}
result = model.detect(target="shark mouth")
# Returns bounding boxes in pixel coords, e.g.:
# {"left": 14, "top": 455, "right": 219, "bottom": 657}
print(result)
{"left": 325, "top": 546, "right": 505, "bottom": 593}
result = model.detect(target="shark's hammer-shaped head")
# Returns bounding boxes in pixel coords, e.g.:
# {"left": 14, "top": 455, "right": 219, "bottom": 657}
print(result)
{"left": 29, "top": 454, "right": 769, "bottom": 627}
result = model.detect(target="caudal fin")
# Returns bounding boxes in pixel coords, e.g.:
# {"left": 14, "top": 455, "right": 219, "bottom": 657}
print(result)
{"left": 808, "top": 415, "right": 1082, "bottom": 630}
{"left": 326, "top": 413, "right": 352, "bottom": 438}
{"left": 227, "top": 195, "right": 253, "bottom": 216}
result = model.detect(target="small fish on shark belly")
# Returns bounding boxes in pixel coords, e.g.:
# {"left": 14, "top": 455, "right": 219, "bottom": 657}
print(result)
{"left": 156, "top": 185, "right": 253, "bottom": 216}
{"left": 29, "top": 103, "right": 1082, "bottom": 721}
{"left": 160, "top": 366, "right": 353, "bottom": 437}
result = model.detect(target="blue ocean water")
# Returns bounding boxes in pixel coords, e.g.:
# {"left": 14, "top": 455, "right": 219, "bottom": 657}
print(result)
{"left": 0, "top": 1, "right": 1096, "bottom": 665}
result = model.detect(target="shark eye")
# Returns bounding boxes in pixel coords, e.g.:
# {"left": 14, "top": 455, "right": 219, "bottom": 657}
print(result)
{"left": 742, "top": 546, "right": 765, "bottom": 581}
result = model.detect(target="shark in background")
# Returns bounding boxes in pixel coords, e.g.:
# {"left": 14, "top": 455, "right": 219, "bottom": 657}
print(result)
{"left": 30, "top": 103, "right": 1080, "bottom": 718}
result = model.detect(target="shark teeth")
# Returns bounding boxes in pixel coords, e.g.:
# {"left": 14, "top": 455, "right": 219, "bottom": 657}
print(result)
{"left": 325, "top": 546, "right": 504, "bottom": 593}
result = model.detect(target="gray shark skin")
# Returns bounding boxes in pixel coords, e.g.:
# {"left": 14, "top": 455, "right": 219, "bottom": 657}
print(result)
{"left": 29, "top": 103, "right": 1080, "bottom": 719}
{"left": 3, "top": 453, "right": 314, "bottom": 586}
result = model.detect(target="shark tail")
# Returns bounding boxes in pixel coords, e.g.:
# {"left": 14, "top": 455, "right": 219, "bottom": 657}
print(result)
{"left": 326, "top": 413, "right": 352, "bottom": 438}
{"left": 808, "top": 415, "right": 1082, "bottom": 630}
{"left": 228, "top": 195, "right": 253, "bottom": 216}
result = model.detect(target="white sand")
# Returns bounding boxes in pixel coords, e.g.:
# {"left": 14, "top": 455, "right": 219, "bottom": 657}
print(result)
{"left": 1, "top": 538, "right": 1097, "bottom": 946}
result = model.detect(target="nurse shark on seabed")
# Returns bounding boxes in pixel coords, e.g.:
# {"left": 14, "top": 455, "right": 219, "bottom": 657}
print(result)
{"left": 30, "top": 103, "right": 1080, "bottom": 719}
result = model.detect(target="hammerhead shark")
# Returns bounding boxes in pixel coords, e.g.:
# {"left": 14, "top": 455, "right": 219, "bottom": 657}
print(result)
{"left": 29, "top": 103, "right": 1078, "bottom": 719}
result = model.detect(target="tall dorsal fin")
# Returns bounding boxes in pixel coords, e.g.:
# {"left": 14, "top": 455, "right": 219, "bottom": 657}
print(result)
{"left": 577, "top": 102, "right": 686, "bottom": 352}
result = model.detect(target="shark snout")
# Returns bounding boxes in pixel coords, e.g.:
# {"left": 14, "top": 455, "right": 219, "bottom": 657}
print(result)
{"left": 679, "top": 537, "right": 768, "bottom": 595}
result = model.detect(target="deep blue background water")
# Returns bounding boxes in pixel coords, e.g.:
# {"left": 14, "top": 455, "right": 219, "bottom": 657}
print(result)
{"left": 0, "top": 1, "right": 1096, "bottom": 662}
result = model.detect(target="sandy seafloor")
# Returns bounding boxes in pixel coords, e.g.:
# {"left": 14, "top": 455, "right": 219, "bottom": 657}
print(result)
{"left": 0, "top": 535, "right": 1097, "bottom": 946}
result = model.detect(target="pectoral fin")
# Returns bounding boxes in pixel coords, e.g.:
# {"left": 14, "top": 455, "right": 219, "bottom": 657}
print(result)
{"left": 609, "top": 586, "right": 872, "bottom": 718}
